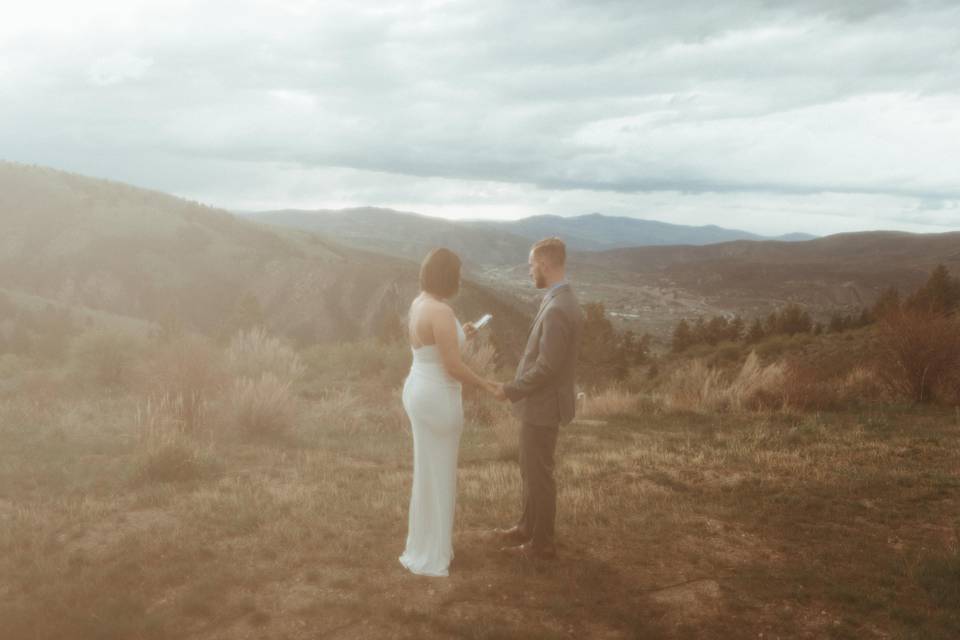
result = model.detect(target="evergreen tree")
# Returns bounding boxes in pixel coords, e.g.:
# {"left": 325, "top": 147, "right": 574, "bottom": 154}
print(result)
{"left": 778, "top": 304, "right": 812, "bottom": 335}
{"left": 828, "top": 313, "right": 844, "bottom": 333}
{"left": 622, "top": 330, "right": 652, "bottom": 365}
{"left": 579, "top": 303, "right": 628, "bottom": 382}
{"left": 672, "top": 319, "right": 693, "bottom": 353}
{"left": 728, "top": 315, "right": 745, "bottom": 342}
{"left": 746, "top": 318, "right": 765, "bottom": 343}
{"left": 872, "top": 286, "right": 901, "bottom": 322}
{"left": 907, "top": 264, "right": 960, "bottom": 315}
{"left": 705, "top": 316, "right": 728, "bottom": 345}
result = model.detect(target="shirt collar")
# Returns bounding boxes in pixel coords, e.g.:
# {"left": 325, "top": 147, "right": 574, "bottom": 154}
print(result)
{"left": 548, "top": 280, "right": 568, "bottom": 293}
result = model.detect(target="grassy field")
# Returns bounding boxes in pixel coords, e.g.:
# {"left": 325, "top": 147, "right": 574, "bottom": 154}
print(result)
{"left": 2, "top": 383, "right": 959, "bottom": 639}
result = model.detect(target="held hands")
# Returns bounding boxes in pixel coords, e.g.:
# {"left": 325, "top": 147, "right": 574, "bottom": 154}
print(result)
{"left": 463, "top": 322, "right": 478, "bottom": 340}
{"left": 489, "top": 381, "right": 508, "bottom": 402}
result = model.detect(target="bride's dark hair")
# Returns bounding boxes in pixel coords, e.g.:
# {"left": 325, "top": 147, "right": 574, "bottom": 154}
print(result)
{"left": 419, "top": 248, "right": 461, "bottom": 299}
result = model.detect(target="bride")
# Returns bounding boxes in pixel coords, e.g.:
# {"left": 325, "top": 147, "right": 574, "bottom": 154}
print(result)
{"left": 400, "top": 248, "right": 498, "bottom": 577}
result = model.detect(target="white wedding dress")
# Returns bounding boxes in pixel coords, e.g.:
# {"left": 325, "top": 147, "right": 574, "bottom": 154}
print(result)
{"left": 399, "top": 321, "right": 465, "bottom": 577}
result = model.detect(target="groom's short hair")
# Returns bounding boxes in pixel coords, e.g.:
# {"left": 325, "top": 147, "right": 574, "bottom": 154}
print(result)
{"left": 420, "top": 248, "right": 462, "bottom": 299}
{"left": 532, "top": 237, "right": 566, "bottom": 267}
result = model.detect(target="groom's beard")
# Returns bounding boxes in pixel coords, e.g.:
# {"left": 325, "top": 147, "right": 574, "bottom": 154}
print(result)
{"left": 534, "top": 273, "right": 547, "bottom": 289}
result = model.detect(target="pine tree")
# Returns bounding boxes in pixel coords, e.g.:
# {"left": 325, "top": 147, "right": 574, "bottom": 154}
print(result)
{"left": 828, "top": 313, "right": 844, "bottom": 333}
{"left": 746, "top": 318, "right": 765, "bottom": 343}
{"left": 907, "top": 264, "right": 960, "bottom": 315}
{"left": 871, "top": 286, "right": 901, "bottom": 322}
{"left": 672, "top": 319, "right": 693, "bottom": 353}
{"left": 729, "top": 315, "right": 745, "bottom": 342}
{"left": 579, "top": 303, "right": 628, "bottom": 382}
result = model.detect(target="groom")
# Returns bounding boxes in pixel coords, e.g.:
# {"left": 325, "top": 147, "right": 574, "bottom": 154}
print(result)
{"left": 493, "top": 237, "right": 584, "bottom": 560}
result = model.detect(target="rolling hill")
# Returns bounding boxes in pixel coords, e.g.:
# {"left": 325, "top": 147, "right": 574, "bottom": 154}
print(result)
{"left": 567, "top": 231, "right": 960, "bottom": 335}
{"left": 243, "top": 207, "right": 533, "bottom": 268}
{"left": 0, "top": 162, "right": 532, "bottom": 359}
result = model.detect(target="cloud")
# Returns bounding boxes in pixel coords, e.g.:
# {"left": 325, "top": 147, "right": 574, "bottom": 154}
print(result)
{"left": 1, "top": 0, "right": 959, "bottom": 234}
{"left": 88, "top": 52, "right": 153, "bottom": 86}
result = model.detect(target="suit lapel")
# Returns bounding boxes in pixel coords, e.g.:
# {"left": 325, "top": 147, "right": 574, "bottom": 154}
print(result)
{"left": 525, "top": 284, "right": 569, "bottom": 344}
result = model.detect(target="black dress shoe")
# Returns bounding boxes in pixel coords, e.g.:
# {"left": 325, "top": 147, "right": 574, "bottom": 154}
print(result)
{"left": 499, "top": 541, "right": 557, "bottom": 560}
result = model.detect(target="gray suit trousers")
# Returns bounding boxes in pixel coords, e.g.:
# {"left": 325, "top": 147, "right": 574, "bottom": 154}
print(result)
{"left": 517, "top": 421, "right": 559, "bottom": 547}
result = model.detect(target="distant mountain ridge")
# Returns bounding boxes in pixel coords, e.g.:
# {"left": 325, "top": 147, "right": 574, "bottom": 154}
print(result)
{"left": 467, "top": 213, "right": 816, "bottom": 251}
{"left": 243, "top": 208, "right": 817, "bottom": 266}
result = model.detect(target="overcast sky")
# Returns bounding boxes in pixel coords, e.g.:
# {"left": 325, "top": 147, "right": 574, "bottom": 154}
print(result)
{"left": 2, "top": 0, "right": 959, "bottom": 236}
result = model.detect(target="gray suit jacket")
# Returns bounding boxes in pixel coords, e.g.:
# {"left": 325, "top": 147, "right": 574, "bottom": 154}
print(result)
{"left": 503, "top": 283, "right": 584, "bottom": 427}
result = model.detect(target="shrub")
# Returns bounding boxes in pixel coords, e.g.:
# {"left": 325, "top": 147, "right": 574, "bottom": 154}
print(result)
{"left": 231, "top": 373, "right": 299, "bottom": 438}
{"left": 302, "top": 339, "right": 410, "bottom": 390}
{"left": 728, "top": 352, "right": 787, "bottom": 411}
{"left": 875, "top": 309, "right": 960, "bottom": 403}
{"left": 461, "top": 337, "right": 508, "bottom": 426}
{"left": 134, "top": 440, "right": 219, "bottom": 484}
{"left": 145, "top": 334, "right": 226, "bottom": 434}
{"left": 579, "top": 386, "right": 645, "bottom": 418}
{"left": 225, "top": 326, "right": 304, "bottom": 383}
{"left": 661, "top": 359, "right": 727, "bottom": 412}
{"left": 780, "top": 361, "right": 843, "bottom": 411}
{"left": 658, "top": 352, "right": 786, "bottom": 412}
{"left": 72, "top": 328, "right": 144, "bottom": 389}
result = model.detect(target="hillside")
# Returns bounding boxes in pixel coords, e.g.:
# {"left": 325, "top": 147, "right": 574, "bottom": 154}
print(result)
{"left": 566, "top": 231, "right": 960, "bottom": 335}
{"left": 579, "top": 231, "right": 960, "bottom": 301}
{"left": 243, "top": 208, "right": 533, "bottom": 269}
{"left": 0, "top": 162, "right": 532, "bottom": 358}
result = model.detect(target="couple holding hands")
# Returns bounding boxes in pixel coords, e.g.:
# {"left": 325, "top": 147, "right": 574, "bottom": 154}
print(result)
{"left": 400, "top": 237, "right": 584, "bottom": 577}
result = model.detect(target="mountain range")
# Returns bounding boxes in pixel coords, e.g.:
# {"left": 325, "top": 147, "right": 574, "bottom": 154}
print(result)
{"left": 3, "top": 161, "right": 959, "bottom": 347}
{"left": 242, "top": 208, "right": 816, "bottom": 267}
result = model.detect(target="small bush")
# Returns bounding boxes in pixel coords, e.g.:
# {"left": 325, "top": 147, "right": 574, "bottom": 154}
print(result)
{"left": 225, "top": 327, "right": 304, "bottom": 383}
{"left": 72, "top": 328, "right": 144, "bottom": 389}
{"left": 302, "top": 339, "right": 410, "bottom": 390}
{"left": 145, "top": 334, "right": 226, "bottom": 434}
{"left": 661, "top": 359, "right": 726, "bottom": 412}
{"left": 134, "top": 440, "right": 219, "bottom": 484}
{"left": 580, "top": 387, "right": 643, "bottom": 418}
{"left": 917, "top": 548, "right": 960, "bottom": 609}
{"left": 876, "top": 309, "right": 960, "bottom": 403}
{"left": 658, "top": 352, "right": 786, "bottom": 412}
{"left": 231, "top": 373, "right": 299, "bottom": 438}
{"left": 780, "top": 362, "right": 843, "bottom": 411}
{"left": 461, "top": 338, "right": 509, "bottom": 426}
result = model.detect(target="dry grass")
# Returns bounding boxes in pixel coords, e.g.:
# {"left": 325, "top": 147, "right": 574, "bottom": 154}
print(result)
{"left": 3, "top": 364, "right": 960, "bottom": 639}
{"left": 579, "top": 386, "right": 644, "bottom": 418}
{"left": 230, "top": 373, "right": 300, "bottom": 439}
{"left": 225, "top": 326, "right": 305, "bottom": 383}
{"left": 658, "top": 352, "right": 787, "bottom": 413}
{"left": 144, "top": 334, "right": 226, "bottom": 434}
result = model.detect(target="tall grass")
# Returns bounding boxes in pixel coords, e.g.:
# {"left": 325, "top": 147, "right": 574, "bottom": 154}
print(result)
{"left": 230, "top": 373, "right": 299, "bottom": 439}
{"left": 225, "top": 326, "right": 305, "bottom": 382}
{"left": 659, "top": 352, "right": 786, "bottom": 412}
{"left": 145, "top": 334, "right": 226, "bottom": 434}
{"left": 579, "top": 386, "right": 645, "bottom": 419}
